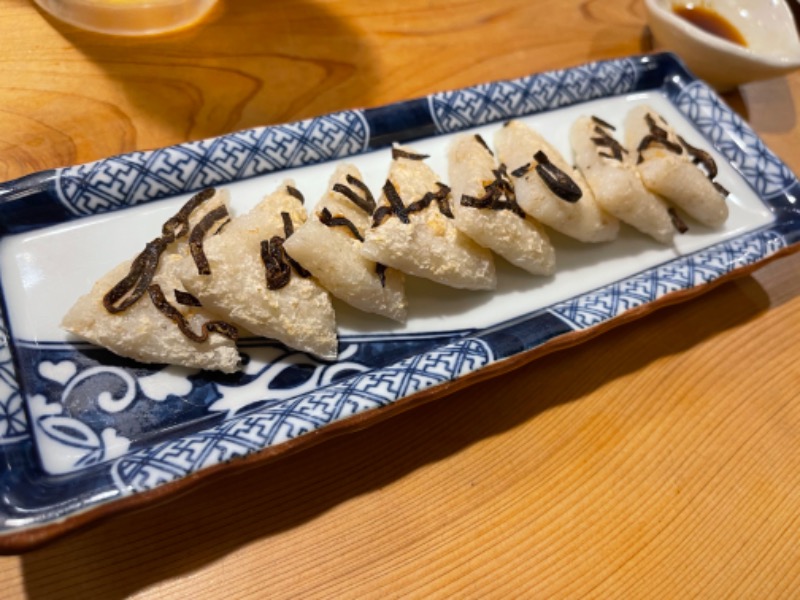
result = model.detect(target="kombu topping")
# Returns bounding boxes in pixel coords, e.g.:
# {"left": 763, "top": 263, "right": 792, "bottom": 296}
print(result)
{"left": 510, "top": 163, "right": 531, "bottom": 178}
{"left": 279, "top": 211, "right": 311, "bottom": 278}
{"left": 371, "top": 205, "right": 395, "bottom": 228}
{"left": 148, "top": 283, "right": 238, "bottom": 343}
{"left": 372, "top": 181, "right": 454, "bottom": 226}
{"left": 103, "top": 188, "right": 216, "bottom": 314}
{"left": 174, "top": 289, "right": 202, "bottom": 307}
{"left": 319, "top": 207, "right": 365, "bottom": 242}
{"left": 677, "top": 135, "right": 727, "bottom": 196}
{"left": 474, "top": 134, "right": 493, "bottom": 156}
{"left": 636, "top": 113, "right": 684, "bottom": 163}
{"left": 286, "top": 185, "right": 305, "bottom": 204}
{"left": 161, "top": 188, "right": 216, "bottom": 241}
{"left": 392, "top": 147, "right": 430, "bottom": 161}
{"left": 376, "top": 263, "right": 387, "bottom": 288}
{"left": 281, "top": 211, "right": 295, "bottom": 237}
{"left": 591, "top": 115, "right": 616, "bottom": 130}
{"left": 460, "top": 164, "right": 525, "bottom": 218}
{"left": 678, "top": 135, "right": 717, "bottom": 178}
{"left": 637, "top": 114, "right": 728, "bottom": 198}
{"left": 333, "top": 174, "right": 376, "bottom": 214}
{"left": 591, "top": 126, "right": 628, "bottom": 162}
{"left": 103, "top": 237, "right": 167, "bottom": 314}
{"left": 406, "top": 183, "right": 453, "bottom": 218}
{"left": 261, "top": 237, "right": 292, "bottom": 290}
{"left": 378, "top": 180, "right": 410, "bottom": 224}
{"left": 533, "top": 150, "right": 583, "bottom": 202}
{"left": 668, "top": 207, "right": 689, "bottom": 234}
{"left": 189, "top": 205, "right": 230, "bottom": 275}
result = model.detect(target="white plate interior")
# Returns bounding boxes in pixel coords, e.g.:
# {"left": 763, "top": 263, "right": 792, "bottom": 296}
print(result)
{"left": 0, "top": 91, "right": 774, "bottom": 345}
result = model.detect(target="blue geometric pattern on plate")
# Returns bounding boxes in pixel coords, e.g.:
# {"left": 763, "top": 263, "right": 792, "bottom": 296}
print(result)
{"left": 0, "top": 303, "right": 26, "bottom": 445}
{"left": 675, "top": 81, "right": 798, "bottom": 199}
{"left": 20, "top": 336, "right": 461, "bottom": 474}
{"left": 0, "top": 53, "right": 798, "bottom": 545}
{"left": 548, "top": 229, "right": 787, "bottom": 330}
{"left": 429, "top": 58, "right": 639, "bottom": 133}
{"left": 110, "top": 338, "right": 493, "bottom": 493}
{"left": 55, "top": 111, "right": 370, "bottom": 216}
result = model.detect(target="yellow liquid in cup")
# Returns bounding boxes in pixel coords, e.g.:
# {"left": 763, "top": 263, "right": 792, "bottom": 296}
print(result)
{"left": 33, "top": 0, "right": 218, "bottom": 35}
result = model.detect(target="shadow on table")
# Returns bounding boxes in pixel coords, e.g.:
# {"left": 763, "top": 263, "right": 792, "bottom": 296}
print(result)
{"left": 19, "top": 272, "right": 774, "bottom": 599}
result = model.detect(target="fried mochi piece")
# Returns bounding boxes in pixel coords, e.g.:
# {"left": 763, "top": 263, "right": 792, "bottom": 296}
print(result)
{"left": 447, "top": 133, "right": 555, "bottom": 276}
{"left": 570, "top": 115, "right": 675, "bottom": 244}
{"left": 62, "top": 189, "right": 242, "bottom": 373}
{"left": 494, "top": 120, "right": 619, "bottom": 243}
{"left": 283, "top": 164, "right": 407, "bottom": 321}
{"left": 361, "top": 145, "right": 496, "bottom": 290}
{"left": 624, "top": 104, "right": 728, "bottom": 228}
{"left": 179, "top": 181, "right": 338, "bottom": 361}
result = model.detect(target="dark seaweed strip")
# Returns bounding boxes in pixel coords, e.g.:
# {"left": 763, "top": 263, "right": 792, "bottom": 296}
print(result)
{"left": 406, "top": 183, "right": 453, "bottom": 218}
{"left": 174, "top": 289, "right": 202, "bottom": 307}
{"left": 474, "top": 134, "right": 493, "bottom": 156}
{"left": 382, "top": 180, "right": 410, "bottom": 223}
{"left": 189, "top": 205, "right": 229, "bottom": 275}
{"left": 533, "top": 150, "right": 583, "bottom": 202}
{"left": 333, "top": 183, "right": 372, "bottom": 214}
{"left": 333, "top": 178, "right": 376, "bottom": 214}
{"left": 635, "top": 135, "right": 684, "bottom": 164}
{"left": 591, "top": 126, "right": 628, "bottom": 161}
{"left": 281, "top": 212, "right": 295, "bottom": 237}
{"left": 460, "top": 194, "right": 490, "bottom": 209}
{"left": 103, "top": 189, "right": 216, "bottom": 314}
{"left": 148, "top": 283, "right": 238, "bottom": 343}
{"left": 376, "top": 263, "right": 387, "bottom": 288}
{"left": 371, "top": 205, "right": 394, "bottom": 228}
{"left": 392, "top": 147, "right": 430, "bottom": 161}
{"left": 286, "top": 255, "right": 311, "bottom": 278}
{"left": 162, "top": 188, "right": 216, "bottom": 241}
{"left": 345, "top": 174, "right": 377, "bottom": 213}
{"left": 511, "top": 163, "right": 531, "bottom": 178}
{"left": 676, "top": 135, "right": 718, "bottom": 179}
{"left": 433, "top": 183, "right": 454, "bottom": 218}
{"left": 713, "top": 181, "right": 730, "bottom": 197}
{"left": 668, "top": 207, "right": 689, "bottom": 234}
{"left": 261, "top": 237, "right": 291, "bottom": 290}
{"left": 214, "top": 218, "right": 231, "bottom": 236}
{"left": 636, "top": 113, "right": 683, "bottom": 163}
{"left": 591, "top": 115, "right": 616, "bottom": 130}
{"left": 319, "top": 207, "right": 365, "bottom": 242}
{"left": 102, "top": 237, "right": 167, "bottom": 313}
{"left": 286, "top": 185, "right": 304, "bottom": 204}
{"left": 645, "top": 113, "right": 670, "bottom": 140}
{"left": 460, "top": 165, "right": 525, "bottom": 219}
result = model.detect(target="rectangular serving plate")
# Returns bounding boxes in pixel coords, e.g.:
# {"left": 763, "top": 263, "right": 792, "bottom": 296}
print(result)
{"left": 0, "top": 52, "right": 797, "bottom": 551}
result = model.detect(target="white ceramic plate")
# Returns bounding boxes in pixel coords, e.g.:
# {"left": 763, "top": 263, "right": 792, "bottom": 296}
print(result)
{"left": 0, "top": 52, "right": 796, "bottom": 550}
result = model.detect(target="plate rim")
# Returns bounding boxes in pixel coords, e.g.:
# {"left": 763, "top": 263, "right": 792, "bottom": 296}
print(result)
{"left": 0, "top": 51, "right": 798, "bottom": 552}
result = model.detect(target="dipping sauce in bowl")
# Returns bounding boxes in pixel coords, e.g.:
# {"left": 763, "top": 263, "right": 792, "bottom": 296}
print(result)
{"left": 672, "top": 4, "right": 747, "bottom": 47}
{"left": 644, "top": 0, "right": 800, "bottom": 89}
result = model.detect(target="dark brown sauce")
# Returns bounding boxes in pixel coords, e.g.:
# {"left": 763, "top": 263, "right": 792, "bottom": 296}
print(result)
{"left": 672, "top": 5, "right": 747, "bottom": 47}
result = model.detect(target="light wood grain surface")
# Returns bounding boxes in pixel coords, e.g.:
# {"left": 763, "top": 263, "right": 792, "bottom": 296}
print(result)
{"left": 1, "top": 0, "right": 800, "bottom": 597}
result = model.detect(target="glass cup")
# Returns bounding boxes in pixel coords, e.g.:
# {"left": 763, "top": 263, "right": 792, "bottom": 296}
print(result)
{"left": 33, "top": 0, "right": 219, "bottom": 36}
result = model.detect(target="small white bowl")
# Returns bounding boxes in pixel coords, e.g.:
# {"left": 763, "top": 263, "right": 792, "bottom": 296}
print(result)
{"left": 644, "top": 0, "right": 800, "bottom": 90}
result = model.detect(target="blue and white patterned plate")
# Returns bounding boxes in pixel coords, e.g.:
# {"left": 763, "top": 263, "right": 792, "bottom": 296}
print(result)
{"left": 0, "top": 52, "right": 797, "bottom": 550}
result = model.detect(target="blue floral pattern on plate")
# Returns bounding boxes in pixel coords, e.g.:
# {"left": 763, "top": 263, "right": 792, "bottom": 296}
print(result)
{"left": 0, "top": 52, "right": 797, "bottom": 546}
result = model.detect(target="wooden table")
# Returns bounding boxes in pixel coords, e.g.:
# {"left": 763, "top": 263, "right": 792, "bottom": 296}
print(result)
{"left": 2, "top": 0, "right": 799, "bottom": 596}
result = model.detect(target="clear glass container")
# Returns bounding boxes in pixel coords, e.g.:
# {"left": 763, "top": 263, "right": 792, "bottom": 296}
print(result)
{"left": 33, "top": 0, "right": 219, "bottom": 36}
